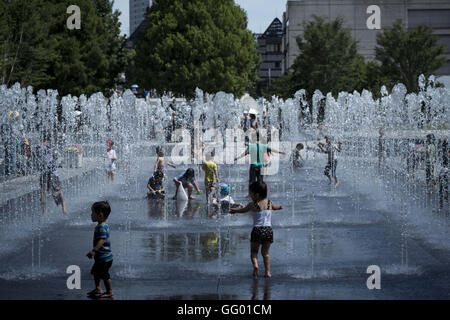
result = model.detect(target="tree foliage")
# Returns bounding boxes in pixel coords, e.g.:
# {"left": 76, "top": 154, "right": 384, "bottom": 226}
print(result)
{"left": 128, "top": 0, "right": 260, "bottom": 98}
{"left": 0, "top": 0, "right": 129, "bottom": 96}
{"left": 375, "top": 21, "right": 446, "bottom": 92}
{"left": 289, "top": 16, "right": 366, "bottom": 99}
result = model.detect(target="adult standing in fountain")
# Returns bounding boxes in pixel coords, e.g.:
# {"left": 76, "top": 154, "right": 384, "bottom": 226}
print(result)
{"left": 234, "top": 131, "right": 285, "bottom": 192}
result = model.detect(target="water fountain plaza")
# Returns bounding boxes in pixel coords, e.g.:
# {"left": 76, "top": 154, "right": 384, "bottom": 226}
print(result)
{"left": 0, "top": 76, "right": 449, "bottom": 299}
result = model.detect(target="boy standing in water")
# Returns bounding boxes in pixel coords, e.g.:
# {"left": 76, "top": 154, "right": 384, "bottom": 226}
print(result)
{"left": 202, "top": 152, "right": 219, "bottom": 204}
{"left": 37, "top": 133, "right": 67, "bottom": 214}
{"left": 292, "top": 143, "right": 305, "bottom": 168}
{"left": 230, "top": 181, "right": 283, "bottom": 278}
{"left": 154, "top": 147, "right": 176, "bottom": 177}
{"left": 106, "top": 140, "right": 117, "bottom": 182}
{"left": 318, "top": 136, "right": 343, "bottom": 188}
{"left": 87, "top": 201, "right": 113, "bottom": 298}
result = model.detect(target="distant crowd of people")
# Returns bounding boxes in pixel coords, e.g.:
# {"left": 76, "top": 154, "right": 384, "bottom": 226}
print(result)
{"left": 378, "top": 130, "right": 449, "bottom": 212}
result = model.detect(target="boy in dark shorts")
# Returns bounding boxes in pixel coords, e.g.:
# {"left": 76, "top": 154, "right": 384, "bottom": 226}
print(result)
{"left": 37, "top": 134, "right": 67, "bottom": 214}
{"left": 318, "top": 136, "right": 343, "bottom": 188}
{"left": 87, "top": 201, "right": 114, "bottom": 298}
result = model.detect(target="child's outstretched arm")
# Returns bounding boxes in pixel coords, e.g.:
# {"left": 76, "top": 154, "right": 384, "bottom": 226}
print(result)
{"left": 167, "top": 161, "right": 177, "bottom": 168}
{"left": 193, "top": 182, "right": 201, "bottom": 193}
{"left": 234, "top": 150, "right": 249, "bottom": 161}
{"left": 270, "top": 147, "right": 285, "bottom": 155}
{"left": 317, "top": 143, "right": 327, "bottom": 153}
{"left": 230, "top": 202, "right": 253, "bottom": 214}
{"left": 271, "top": 202, "right": 283, "bottom": 211}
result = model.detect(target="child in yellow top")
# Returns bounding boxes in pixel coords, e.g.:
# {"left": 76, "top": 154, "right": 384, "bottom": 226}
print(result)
{"left": 202, "top": 152, "right": 219, "bottom": 204}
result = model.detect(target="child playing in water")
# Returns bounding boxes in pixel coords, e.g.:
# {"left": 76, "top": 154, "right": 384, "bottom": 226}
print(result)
{"left": 292, "top": 143, "right": 305, "bottom": 168}
{"left": 37, "top": 133, "right": 67, "bottom": 214}
{"left": 212, "top": 183, "right": 244, "bottom": 213}
{"left": 202, "top": 151, "right": 219, "bottom": 204}
{"left": 173, "top": 168, "right": 202, "bottom": 200}
{"left": 318, "top": 136, "right": 343, "bottom": 188}
{"left": 154, "top": 146, "right": 176, "bottom": 177}
{"left": 87, "top": 201, "right": 113, "bottom": 298}
{"left": 230, "top": 181, "right": 283, "bottom": 278}
{"left": 147, "top": 170, "right": 165, "bottom": 199}
{"left": 106, "top": 140, "right": 117, "bottom": 182}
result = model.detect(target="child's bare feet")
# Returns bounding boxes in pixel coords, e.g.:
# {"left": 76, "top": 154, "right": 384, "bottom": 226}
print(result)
{"left": 264, "top": 272, "right": 272, "bottom": 278}
{"left": 334, "top": 181, "right": 339, "bottom": 188}
{"left": 100, "top": 291, "right": 114, "bottom": 298}
{"left": 87, "top": 289, "right": 102, "bottom": 296}
{"left": 253, "top": 267, "right": 259, "bottom": 278}
{"left": 189, "top": 196, "right": 195, "bottom": 200}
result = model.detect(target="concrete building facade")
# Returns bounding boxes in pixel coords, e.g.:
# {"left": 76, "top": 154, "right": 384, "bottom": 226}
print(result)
{"left": 282, "top": 0, "right": 450, "bottom": 76}
{"left": 129, "top": 0, "right": 152, "bottom": 36}
{"left": 256, "top": 18, "right": 284, "bottom": 95}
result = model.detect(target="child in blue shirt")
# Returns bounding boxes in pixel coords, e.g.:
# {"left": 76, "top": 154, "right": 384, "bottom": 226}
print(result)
{"left": 172, "top": 168, "right": 202, "bottom": 200}
{"left": 87, "top": 201, "right": 113, "bottom": 298}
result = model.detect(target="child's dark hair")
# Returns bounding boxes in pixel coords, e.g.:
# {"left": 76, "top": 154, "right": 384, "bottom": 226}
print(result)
{"left": 249, "top": 181, "right": 267, "bottom": 199}
{"left": 92, "top": 201, "right": 111, "bottom": 219}
{"left": 154, "top": 170, "right": 164, "bottom": 180}
{"left": 296, "top": 143, "right": 304, "bottom": 150}
{"left": 184, "top": 168, "right": 195, "bottom": 178}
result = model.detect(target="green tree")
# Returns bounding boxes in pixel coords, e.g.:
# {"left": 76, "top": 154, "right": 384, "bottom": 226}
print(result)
{"left": 128, "top": 0, "right": 260, "bottom": 98}
{"left": 262, "top": 74, "right": 293, "bottom": 100}
{"left": 0, "top": 0, "right": 129, "bottom": 96}
{"left": 289, "top": 16, "right": 366, "bottom": 99}
{"left": 375, "top": 21, "right": 446, "bottom": 93}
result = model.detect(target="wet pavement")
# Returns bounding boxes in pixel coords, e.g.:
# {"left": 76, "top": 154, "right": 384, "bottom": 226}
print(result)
{"left": 0, "top": 156, "right": 449, "bottom": 300}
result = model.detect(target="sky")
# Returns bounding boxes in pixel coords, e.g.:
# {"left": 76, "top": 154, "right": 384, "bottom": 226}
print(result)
{"left": 112, "top": 0, "right": 286, "bottom": 37}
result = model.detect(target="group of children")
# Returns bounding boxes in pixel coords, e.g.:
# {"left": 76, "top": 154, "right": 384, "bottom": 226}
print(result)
{"left": 87, "top": 134, "right": 344, "bottom": 298}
